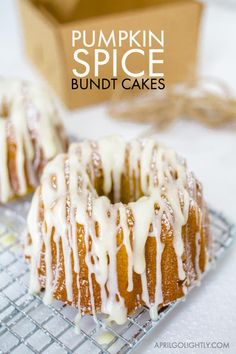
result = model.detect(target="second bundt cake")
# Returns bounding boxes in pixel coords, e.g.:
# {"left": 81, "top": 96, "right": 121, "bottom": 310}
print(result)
{"left": 25, "top": 136, "right": 212, "bottom": 324}
{"left": 0, "top": 79, "right": 68, "bottom": 203}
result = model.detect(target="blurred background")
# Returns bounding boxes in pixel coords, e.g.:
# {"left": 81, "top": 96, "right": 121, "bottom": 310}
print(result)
{"left": 0, "top": 1, "right": 236, "bottom": 353}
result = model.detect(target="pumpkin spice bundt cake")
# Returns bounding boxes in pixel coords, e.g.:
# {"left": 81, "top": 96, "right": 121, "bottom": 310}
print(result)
{"left": 0, "top": 79, "right": 68, "bottom": 204}
{"left": 25, "top": 136, "right": 212, "bottom": 325}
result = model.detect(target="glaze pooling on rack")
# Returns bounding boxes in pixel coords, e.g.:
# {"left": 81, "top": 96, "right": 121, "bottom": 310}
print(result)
{"left": 25, "top": 136, "right": 211, "bottom": 325}
{"left": 0, "top": 79, "right": 67, "bottom": 203}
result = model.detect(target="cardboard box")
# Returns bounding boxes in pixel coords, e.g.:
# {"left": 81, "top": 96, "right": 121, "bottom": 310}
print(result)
{"left": 18, "top": 0, "right": 203, "bottom": 109}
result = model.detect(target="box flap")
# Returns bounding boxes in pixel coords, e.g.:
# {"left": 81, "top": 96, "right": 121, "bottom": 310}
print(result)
{"left": 34, "top": 0, "right": 194, "bottom": 24}
{"left": 36, "top": 0, "right": 78, "bottom": 21}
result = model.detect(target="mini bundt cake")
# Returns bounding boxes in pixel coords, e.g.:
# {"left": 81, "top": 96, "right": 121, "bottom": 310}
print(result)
{"left": 0, "top": 79, "right": 68, "bottom": 203}
{"left": 25, "top": 136, "right": 212, "bottom": 324}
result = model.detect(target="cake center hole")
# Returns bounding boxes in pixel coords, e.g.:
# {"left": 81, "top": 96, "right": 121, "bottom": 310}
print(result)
{"left": 94, "top": 173, "right": 144, "bottom": 205}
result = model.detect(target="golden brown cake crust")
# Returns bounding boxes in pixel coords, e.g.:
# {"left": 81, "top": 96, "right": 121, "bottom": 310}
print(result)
{"left": 0, "top": 80, "right": 68, "bottom": 203}
{"left": 25, "top": 137, "right": 211, "bottom": 324}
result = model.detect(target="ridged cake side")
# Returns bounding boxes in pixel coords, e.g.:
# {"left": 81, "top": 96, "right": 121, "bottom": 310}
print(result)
{"left": 25, "top": 137, "right": 211, "bottom": 324}
{"left": 0, "top": 80, "right": 67, "bottom": 203}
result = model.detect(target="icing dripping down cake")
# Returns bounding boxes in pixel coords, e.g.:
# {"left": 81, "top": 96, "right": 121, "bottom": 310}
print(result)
{"left": 25, "top": 136, "right": 212, "bottom": 324}
{"left": 0, "top": 79, "right": 68, "bottom": 204}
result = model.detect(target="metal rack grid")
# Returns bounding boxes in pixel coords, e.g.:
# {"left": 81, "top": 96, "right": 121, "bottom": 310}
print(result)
{"left": 0, "top": 200, "right": 235, "bottom": 354}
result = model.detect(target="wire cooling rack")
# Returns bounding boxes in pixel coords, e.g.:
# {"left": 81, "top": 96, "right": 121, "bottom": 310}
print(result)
{"left": 0, "top": 200, "right": 235, "bottom": 354}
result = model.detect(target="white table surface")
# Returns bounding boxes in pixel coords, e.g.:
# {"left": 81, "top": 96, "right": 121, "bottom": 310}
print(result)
{"left": 0, "top": 1, "right": 236, "bottom": 353}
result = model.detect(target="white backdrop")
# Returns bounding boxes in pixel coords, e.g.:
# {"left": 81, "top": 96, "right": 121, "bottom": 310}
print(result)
{"left": 0, "top": 1, "right": 236, "bottom": 353}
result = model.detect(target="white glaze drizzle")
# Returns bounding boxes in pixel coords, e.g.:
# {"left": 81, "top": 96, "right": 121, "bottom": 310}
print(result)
{"left": 26, "top": 136, "right": 209, "bottom": 325}
{"left": 0, "top": 119, "right": 12, "bottom": 202}
{"left": 0, "top": 79, "right": 66, "bottom": 203}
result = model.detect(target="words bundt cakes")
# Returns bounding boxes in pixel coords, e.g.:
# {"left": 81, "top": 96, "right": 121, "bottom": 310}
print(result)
{"left": 25, "top": 136, "right": 212, "bottom": 325}
{"left": 0, "top": 79, "right": 68, "bottom": 203}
